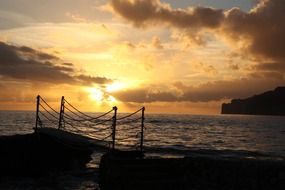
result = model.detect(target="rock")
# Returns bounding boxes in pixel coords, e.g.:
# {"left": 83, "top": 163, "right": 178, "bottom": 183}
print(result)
{"left": 221, "top": 87, "right": 285, "bottom": 116}
{"left": 0, "top": 132, "right": 93, "bottom": 176}
{"left": 99, "top": 150, "right": 285, "bottom": 190}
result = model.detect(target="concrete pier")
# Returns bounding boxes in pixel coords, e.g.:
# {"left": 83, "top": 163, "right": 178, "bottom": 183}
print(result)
{"left": 99, "top": 150, "right": 285, "bottom": 190}
{"left": 0, "top": 129, "right": 93, "bottom": 175}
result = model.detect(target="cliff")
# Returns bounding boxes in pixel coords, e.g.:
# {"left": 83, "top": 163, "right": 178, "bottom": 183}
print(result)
{"left": 221, "top": 87, "right": 285, "bottom": 116}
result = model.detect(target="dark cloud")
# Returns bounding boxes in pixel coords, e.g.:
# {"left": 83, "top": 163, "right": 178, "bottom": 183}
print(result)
{"left": 76, "top": 75, "right": 113, "bottom": 85}
{"left": 249, "top": 71, "right": 284, "bottom": 80}
{"left": 223, "top": 0, "right": 285, "bottom": 61}
{"left": 176, "top": 79, "right": 283, "bottom": 102}
{"left": 0, "top": 42, "right": 113, "bottom": 85}
{"left": 110, "top": 0, "right": 285, "bottom": 75}
{"left": 110, "top": 0, "right": 224, "bottom": 28}
{"left": 253, "top": 62, "right": 285, "bottom": 72}
{"left": 0, "top": 42, "right": 75, "bottom": 84}
{"left": 111, "top": 88, "right": 177, "bottom": 103}
{"left": 111, "top": 78, "right": 284, "bottom": 103}
{"left": 17, "top": 45, "right": 59, "bottom": 61}
{"left": 62, "top": 62, "right": 74, "bottom": 67}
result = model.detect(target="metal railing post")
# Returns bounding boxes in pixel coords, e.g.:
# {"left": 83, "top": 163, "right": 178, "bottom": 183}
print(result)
{"left": 35, "top": 95, "right": 40, "bottom": 132}
{"left": 58, "top": 96, "right": 65, "bottom": 130}
{"left": 140, "top": 107, "right": 145, "bottom": 152}
{"left": 112, "top": 106, "right": 118, "bottom": 150}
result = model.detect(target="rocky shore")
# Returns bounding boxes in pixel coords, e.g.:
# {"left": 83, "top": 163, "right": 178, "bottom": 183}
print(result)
{"left": 99, "top": 150, "right": 285, "bottom": 190}
{"left": 0, "top": 132, "right": 93, "bottom": 176}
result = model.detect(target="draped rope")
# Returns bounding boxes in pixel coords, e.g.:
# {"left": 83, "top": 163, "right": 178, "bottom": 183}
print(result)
{"left": 64, "top": 99, "right": 113, "bottom": 120}
{"left": 36, "top": 95, "right": 145, "bottom": 151}
{"left": 39, "top": 103, "right": 58, "bottom": 120}
{"left": 40, "top": 96, "right": 60, "bottom": 114}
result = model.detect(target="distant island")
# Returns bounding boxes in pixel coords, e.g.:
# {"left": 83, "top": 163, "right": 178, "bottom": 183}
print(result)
{"left": 221, "top": 87, "right": 285, "bottom": 116}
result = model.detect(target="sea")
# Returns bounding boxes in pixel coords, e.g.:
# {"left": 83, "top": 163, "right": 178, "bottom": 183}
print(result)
{"left": 0, "top": 111, "right": 285, "bottom": 189}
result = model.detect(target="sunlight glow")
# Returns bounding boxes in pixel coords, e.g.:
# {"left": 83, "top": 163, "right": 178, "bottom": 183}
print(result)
{"left": 88, "top": 88, "right": 104, "bottom": 102}
{"left": 85, "top": 87, "right": 118, "bottom": 105}
{"left": 107, "top": 95, "right": 117, "bottom": 103}
{"left": 106, "top": 82, "right": 126, "bottom": 92}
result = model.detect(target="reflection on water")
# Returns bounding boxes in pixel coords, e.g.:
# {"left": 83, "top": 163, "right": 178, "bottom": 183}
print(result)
{"left": 1, "top": 111, "right": 284, "bottom": 189}
{"left": 145, "top": 114, "right": 285, "bottom": 157}
{"left": 1, "top": 111, "right": 285, "bottom": 156}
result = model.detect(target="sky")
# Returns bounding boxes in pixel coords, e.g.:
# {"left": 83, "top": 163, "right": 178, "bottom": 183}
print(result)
{"left": 0, "top": 0, "right": 284, "bottom": 114}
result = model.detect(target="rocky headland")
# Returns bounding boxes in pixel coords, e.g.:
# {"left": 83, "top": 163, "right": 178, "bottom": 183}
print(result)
{"left": 221, "top": 87, "right": 285, "bottom": 116}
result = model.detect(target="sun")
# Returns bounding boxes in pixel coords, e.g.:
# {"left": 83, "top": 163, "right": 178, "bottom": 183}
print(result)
{"left": 107, "top": 95, "right": 117, "bottom": 103}
{"left": 106, "top": 82, "right": 126, "bottom": 93}
{"left": 88, "top": 88, "right": 104, "bottom": 102}
{"left": 85, "top": 87, "right": 118, "bottom": 105}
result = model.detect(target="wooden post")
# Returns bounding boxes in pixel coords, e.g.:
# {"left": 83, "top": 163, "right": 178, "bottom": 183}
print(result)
{"left": 58, "top": 96, "right": 65, "bottom": 130}
{"left": 112, "top": 106, "right": 118, "bottom": 150}
{"left": 140, "top": 107, "right": 145, "bottom": 153}
{"left": 35, "top": 95, "right": 40, "bottom": 132}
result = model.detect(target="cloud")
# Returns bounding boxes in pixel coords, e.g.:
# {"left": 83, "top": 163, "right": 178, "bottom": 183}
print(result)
{"left": 0, "top": 42, "right": 75, "bottom": 84}
{"left": 253, "top": 62, "right": 285, "bottom": 72}
{"left": 0, "top": 0, "right": 105, "bottom": 24}
{"left": 223, "top": 0, "right": 285, "bottom": 62}
{"left": 111, "top": 78, "right": 284, "bottom": 103}
{"left": 0, "top": 10, "right": 34, "bottom": 29}
{"left": 228, "top": 63, "right": 239, "bottom": 70}
{"left": 0, "top": 41, "right": 113, "bottom": 85}
{"left": 152, "top": 36, "right": 163, "bottom": 49}
{"left": 111, "top": 87, "right": 177, "bottom": 103}
{"left": 76, "top": 75, "right": 113, "bottom": 85}
{"left": 17, "top": 45, "right": 59, "bottom": 60}
{"left": 109, "top": 0, "right": 285, "bottom": 74}
{"left": 193, "top": 62, "right": 218, "bottom": 76}
{"left": 110, "top": 0, "right": 224, "bottom": 28}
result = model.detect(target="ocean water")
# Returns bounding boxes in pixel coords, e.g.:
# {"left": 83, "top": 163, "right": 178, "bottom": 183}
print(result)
{"left": 1, "top": 111, "right": 285, "bottom": 157}
{"left": 0, "top": 111, "right": 285, "bottom": 189}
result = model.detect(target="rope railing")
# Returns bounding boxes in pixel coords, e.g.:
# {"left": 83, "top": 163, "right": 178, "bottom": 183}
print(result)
{"left": 34, "top": 95, "right": 145, "bottom": 152}
{"left": 40, "top": 96, "right": 60, "bottom": 115}
{"left": 63, "top": 109, "right": 114, "bottom": 124}
{"left": 117, "top": 107, "right": 144, "bottom": 120}
{"left": 64, "top": 99, "right": 113, "bottom": 120}
{"left": 35, "top": 95, "right": 60, "bottom": 130}
{"left": 38, "top": 111, "right": 58, "bottom": 126}
{"left": 39, "top": 103, "right": 58, "bottom": 120}
{"left": 113, "top": 107, "right": 145, "bottom": 151}
{"left": 61, "top": 97, "right": 115, "bottom": 143}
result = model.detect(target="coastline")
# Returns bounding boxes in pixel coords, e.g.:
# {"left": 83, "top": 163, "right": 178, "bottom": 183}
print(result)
{"left": 99, "top": 150, "right": 285, "bottom": 190}
{"left": 0, "top": 132, "right": 92, "bottom": 176}
{"left": 1, "top": 132, "right": 285, "bottom": 190}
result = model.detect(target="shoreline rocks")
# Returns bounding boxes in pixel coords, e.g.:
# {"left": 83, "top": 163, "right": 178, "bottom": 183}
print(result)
{"left": 0, "top": 132, "right": 92, "bottom": 176}
{"left": 99, "top": 150, "right": 285, "bottom": 190}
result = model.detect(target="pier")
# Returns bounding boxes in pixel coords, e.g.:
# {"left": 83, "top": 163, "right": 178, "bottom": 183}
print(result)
{"left": 1, "top": 95, "right": 285, "bottom": 189}
{"left": 34, "top": 95, "right": 145, "bottom": 152}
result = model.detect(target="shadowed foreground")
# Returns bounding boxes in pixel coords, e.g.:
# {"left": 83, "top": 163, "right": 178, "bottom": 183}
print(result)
{"left": 1, "top": 132, "right": 285, "bottom": 190}
{"left": 0, "top": 132, "right": 93, "bottom": 175}
{"left": 99, "top": 150, "right": 285, "bottom": 190}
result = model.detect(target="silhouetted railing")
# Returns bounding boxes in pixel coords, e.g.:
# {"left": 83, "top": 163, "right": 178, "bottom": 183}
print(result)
{"left": 115, "top": 107, "right": 145, "bottom": 152}
{"left": 35, "top": 95, "right": 60, "bottom": 130}
{"left": 35, "top": 95, "right": 145, "bottom": 152}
